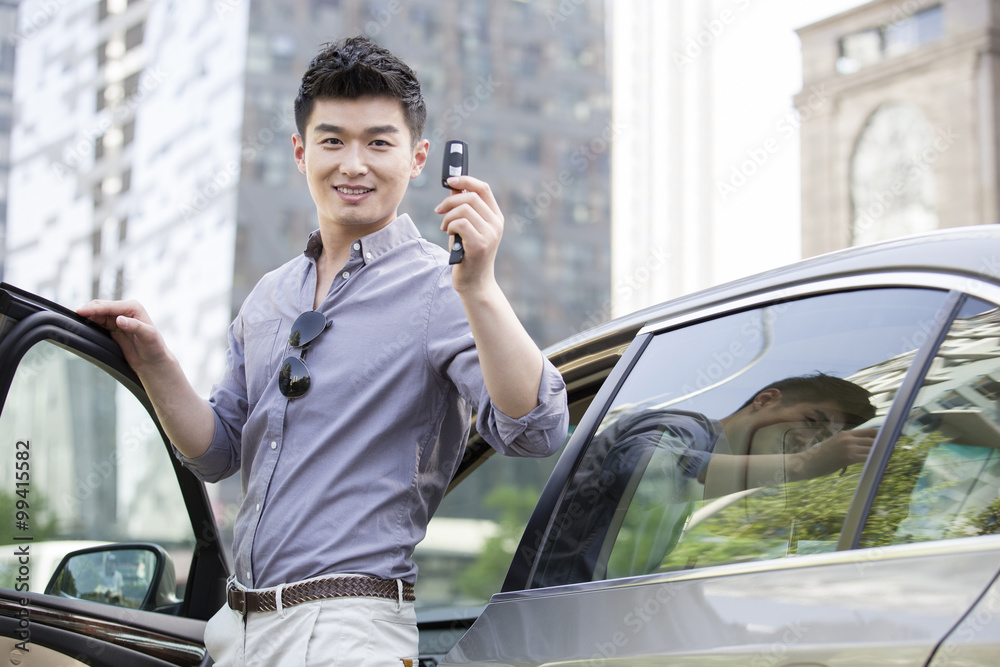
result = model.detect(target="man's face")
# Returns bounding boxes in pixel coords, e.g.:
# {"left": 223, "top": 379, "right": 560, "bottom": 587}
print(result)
{"left": 745, "top": 393, "right": 850, "bottom": 456}
{"left": 293, "top": 96, "right": 428, "bottom": 234}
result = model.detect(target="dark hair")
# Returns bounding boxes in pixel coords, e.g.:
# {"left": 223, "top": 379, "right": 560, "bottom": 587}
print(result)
{"left": 294, "top": 36, "right": 427, "bottom": 145}
{"left": 738, "top": 372, "right": 876, "bottom": 428}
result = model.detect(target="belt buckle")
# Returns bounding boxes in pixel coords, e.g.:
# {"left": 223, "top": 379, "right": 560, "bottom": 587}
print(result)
{"left": 227, "top": 584, "right": 247, "bottom": 614}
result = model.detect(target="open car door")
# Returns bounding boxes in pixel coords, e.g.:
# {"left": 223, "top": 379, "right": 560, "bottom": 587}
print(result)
{"left": 0, "top": 283, "right": 228, "bottom": 666}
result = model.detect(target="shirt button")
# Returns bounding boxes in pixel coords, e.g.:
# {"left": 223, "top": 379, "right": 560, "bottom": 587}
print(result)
{"left": 342, "top": 271, "right": 350, "bottom": 280}
{"left": 365, "top": 252, "right": 373, "bottom": 261}
{"left": 256, "top": 503, "right": 261, "bottom": 512}
{"left": 246, "top": 571, "right": 251, "bottom": 581}
{"left": 353, "top": 243, "right": 360, "bottom": 251}
{"left": 270, "top": 441, "right": 277, "bottom": 450}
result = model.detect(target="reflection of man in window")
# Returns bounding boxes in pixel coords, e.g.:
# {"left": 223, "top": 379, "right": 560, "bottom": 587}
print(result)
{"left": 698, "top": 373, "right": 876, "bottom": 496}
{"left": 543, "top": 373, "right": 876, "bottom": 584}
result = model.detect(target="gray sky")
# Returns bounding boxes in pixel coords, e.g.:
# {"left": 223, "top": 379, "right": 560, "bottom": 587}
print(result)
{"left": 711, "top": 0, "right": 869, "bottom": 283}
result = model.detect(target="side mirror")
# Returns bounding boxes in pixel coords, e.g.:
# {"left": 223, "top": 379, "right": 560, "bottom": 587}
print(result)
{"left": 44, "top": 543, "right": 179, "bottom": 612}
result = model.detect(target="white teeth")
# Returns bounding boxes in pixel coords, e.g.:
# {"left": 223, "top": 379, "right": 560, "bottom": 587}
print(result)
{"left": 338, "top": 187, "right": 371, "bottom": 195}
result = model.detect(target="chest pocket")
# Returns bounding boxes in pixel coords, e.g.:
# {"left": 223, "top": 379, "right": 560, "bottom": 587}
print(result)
{"left": 243, "top": 318, "right": 281, "bottom": 404}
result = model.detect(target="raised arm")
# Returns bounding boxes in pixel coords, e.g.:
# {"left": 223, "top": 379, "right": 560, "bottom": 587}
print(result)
{"left": 702, "top": 427, "right": 877, "bottom": 498}
{"left": 77, "top": 299, "right": 216, "bottom": 458}
{"left": 436, "top": 175, "right": 543, "bottom": 418}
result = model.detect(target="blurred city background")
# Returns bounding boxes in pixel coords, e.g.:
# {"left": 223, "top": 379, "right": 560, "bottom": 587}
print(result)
{"left": 0, "top": 0, "right": 998, "bottom": 589}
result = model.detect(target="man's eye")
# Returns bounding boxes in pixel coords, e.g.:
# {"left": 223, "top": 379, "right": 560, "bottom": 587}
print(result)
{"left": 372, "top": 139, "right": 390, "bottom": 147}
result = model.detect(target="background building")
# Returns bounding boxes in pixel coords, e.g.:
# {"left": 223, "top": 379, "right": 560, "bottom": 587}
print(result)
{"left": 0, "top": 1, "right": 14, "bottom": 280}
{"left": 2, "top": 0, "right": 611, "bottom": 548}
{"left": 609, "top": 0, "right": 715, "bottom": 319}
{"left": 4, "top": 0, "right": 611, "bottom": 390}
{"left": 797, "top": 0, "right": 1000, "bottom": 256}
{"left": 237, "top": 0, "right": 612, "bottom": 346}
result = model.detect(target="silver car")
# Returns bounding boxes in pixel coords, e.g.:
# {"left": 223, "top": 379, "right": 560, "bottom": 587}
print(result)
{"left": 436, "top": 225, "right": 1000, "bottom": 665}
{"left": 1, "top": 226, "right": 999, "bottom": 665}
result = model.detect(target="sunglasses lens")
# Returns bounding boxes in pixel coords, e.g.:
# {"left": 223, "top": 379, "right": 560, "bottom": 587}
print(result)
{"left": 279, "top": 356, "right": 311, "bottom": 398}
{"left": 288, "top": 310, "right": 328, "bottom": 347}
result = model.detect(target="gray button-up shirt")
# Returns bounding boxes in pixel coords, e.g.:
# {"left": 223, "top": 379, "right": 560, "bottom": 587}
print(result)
{"left": 176, "top": 215, "right": 569, "bottom": 588}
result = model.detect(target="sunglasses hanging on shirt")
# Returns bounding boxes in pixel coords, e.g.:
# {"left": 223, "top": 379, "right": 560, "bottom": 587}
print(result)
{"left": 278, "top": 310, "right": 330, "bottom": 398}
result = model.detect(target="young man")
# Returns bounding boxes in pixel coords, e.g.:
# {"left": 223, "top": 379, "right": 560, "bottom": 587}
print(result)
{"left": 79, "top": 36, "right": 569, "bottom": 665}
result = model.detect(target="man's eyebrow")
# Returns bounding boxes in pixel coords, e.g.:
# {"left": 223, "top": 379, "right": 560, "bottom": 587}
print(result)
{"left": 312, "top": 123, "right": 401, "bottom": 135}
{"left": 365, "top": 124, "right": 401, "bottom": 135}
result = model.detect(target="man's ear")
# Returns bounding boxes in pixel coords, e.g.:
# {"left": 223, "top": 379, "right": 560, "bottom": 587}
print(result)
{"left": 293, "top": 133, "right": 307, "bottom": 175}
{"left": 752, "top": 388, "right": 782, "bottom": 409}
{"left": 410, "top": 138, "right": 430, "bottom": 179}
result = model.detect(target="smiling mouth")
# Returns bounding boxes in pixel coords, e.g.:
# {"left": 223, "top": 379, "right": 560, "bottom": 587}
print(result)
{"left": 336, "top": 186, "right": 374, "bottom": 195}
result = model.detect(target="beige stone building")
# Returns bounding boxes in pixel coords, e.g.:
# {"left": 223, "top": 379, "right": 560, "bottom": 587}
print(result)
{"left": 797, "top": 0, "right": 1000, "bottom": 257}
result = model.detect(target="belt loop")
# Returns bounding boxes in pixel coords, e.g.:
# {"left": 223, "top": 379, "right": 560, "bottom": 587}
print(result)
{"left": 276, "top": 583, "right": 286, "bottom": 618}
{"left": 396, "top": 579, "right": 403, "bottom": 611}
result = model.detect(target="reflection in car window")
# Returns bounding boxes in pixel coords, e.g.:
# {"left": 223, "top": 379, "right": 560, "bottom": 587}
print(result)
{"left": 861, "top": 299, "right": 1000, "bottom": 547}
{"left": 532, "top": 288, "right": 951, "bottom": 587}
{"left": 0, "top": 342, "right": 195, "bottom": 607}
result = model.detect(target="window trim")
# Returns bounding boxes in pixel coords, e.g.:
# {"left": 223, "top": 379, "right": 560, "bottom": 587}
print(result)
{"left": 638, "top": 272, "right": 1000, "bottom": 338}
{"left": 495, "top": 533, "right": 1000, "bottom": 604}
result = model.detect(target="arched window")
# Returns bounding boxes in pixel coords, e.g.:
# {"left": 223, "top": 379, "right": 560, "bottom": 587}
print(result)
{"left": 850, "top": 102, "right": 938, "bottom": 246}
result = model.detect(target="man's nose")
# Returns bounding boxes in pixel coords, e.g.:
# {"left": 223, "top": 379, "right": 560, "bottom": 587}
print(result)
{"left": 340, "top": 144, "right": 368, "bottom": 175}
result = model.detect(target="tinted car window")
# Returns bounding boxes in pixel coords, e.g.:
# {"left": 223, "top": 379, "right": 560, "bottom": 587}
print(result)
{"left": 0, "top": 341, "right": 195, "bottom": 605}
{"left": 532, "top": 287, "right": 950, "bottom": 586}
{"left": 861, "top": 298, "right": 1000, "bottom": 547}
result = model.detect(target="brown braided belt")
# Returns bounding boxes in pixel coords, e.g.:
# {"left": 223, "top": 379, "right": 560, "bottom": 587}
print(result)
{"left": 226, "top": 576, "right": 415, "bottom": 614}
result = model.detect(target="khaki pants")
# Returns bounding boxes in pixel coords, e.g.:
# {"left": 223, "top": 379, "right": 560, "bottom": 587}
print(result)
{"left": 204, "top": 591, "right": 418, "bottom": 666}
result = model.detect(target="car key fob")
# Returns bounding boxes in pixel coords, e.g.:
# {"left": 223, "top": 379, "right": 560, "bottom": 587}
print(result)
{"left": 442, "top": 140, "right": 468, "bottom": 264}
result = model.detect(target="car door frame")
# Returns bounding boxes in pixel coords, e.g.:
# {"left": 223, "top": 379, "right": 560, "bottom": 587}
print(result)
{"left": 0, "top": 283, "right": 228, "bottom": 666}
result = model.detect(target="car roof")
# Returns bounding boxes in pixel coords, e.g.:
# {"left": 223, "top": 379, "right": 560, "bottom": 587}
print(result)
{"left": 542, "top": 225, "right": 1000, "bottom": 385}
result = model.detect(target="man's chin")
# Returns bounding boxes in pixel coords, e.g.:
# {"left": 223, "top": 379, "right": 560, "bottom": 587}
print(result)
{"left": 328, "top": 213, "right": 396, "bottom": 230}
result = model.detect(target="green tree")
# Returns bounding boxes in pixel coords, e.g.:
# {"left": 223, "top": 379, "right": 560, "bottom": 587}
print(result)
{"left": 456, "top": 484, "right": 540, "bottom": 601}
{"left": 970, "top": 497, "right": 1000, "bottom": 535}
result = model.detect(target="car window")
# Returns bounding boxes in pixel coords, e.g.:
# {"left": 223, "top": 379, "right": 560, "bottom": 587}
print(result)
{"left": 860, "top": 298, "right": 1000, "bottom": 547}
{"left": 0, "top": 341, "right": 195, "bottom": 608}
{"left": 531, "top": 287, "right": 952, "bottom": 587}
{"left": 414, "top": 389, "right": 595, "bottom": 610}
{"left": 413, "top": 441, "right": 561, "bottom": 610}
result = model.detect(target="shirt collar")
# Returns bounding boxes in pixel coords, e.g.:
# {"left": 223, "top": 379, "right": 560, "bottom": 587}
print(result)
{"left": 303, "top": 214, "right": 422, "bottom": 266}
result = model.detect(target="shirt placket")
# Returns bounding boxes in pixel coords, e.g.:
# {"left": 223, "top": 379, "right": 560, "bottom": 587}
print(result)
{"left": 239, "top": 263, "right": 315, "bottom": 588}
{"left": 241, "top": 243, "right": 366, "bottom": 587}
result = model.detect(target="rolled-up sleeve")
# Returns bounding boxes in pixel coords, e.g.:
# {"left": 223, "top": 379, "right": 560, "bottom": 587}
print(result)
{"left": 173, "top": 411, "right": 243, "bottom": 482}
{"left": 479, "top": 353, "right": 568, "bottom": 457}
{"left": 426, "top": 266, "right": 569, "bottom": 458}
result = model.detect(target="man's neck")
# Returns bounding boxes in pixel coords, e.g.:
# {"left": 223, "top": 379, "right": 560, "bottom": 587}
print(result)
{"left": 311, "top": 216, "right": 395, "bottom": 309}
{"left": 316, "top": 215, "right": 397, "bottom": 261}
